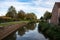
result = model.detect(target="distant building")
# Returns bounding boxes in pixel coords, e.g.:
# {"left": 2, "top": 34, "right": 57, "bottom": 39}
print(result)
{"left": 51, "top": 2, "right": 60, "bottom": 25}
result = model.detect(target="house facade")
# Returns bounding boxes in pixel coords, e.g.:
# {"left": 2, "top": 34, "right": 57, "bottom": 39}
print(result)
{"left": 51, "top": 2, "right": 60, "bottom": 25}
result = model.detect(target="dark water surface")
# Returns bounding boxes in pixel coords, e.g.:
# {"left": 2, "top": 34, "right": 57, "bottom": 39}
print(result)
{"left": 3, "top": 23, "right": 49, "bottom": 40}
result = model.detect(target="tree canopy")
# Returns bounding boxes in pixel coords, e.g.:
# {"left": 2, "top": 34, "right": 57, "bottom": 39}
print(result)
{"left": 26, "top": 13, "right": 37, "bottom": 20}
{"left": 44, "top": 11, "right": 52, "bottom": 20}
{"left": 6, "top": 6, "right": 17, "bottom": 18}
{"left": 17, "top": 10, "right": 26, "bottom": 20}
{"left": 0, "top": 6, "right": 38, "bottom": 22}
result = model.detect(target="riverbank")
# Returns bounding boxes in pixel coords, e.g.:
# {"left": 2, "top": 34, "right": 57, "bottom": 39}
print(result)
{"left": 38, "top": 21, "right": 60, "bottom": 40}
{"left": 0, "top": 21, "right": 29, "bottom": 40}
{"left": 0, "top": 21, "right": 29, "bottom": 27}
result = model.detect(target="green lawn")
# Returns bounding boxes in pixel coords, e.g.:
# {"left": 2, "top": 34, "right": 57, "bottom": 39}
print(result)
{"left": 0, "top": 21, "right": 29, "bottom": 27}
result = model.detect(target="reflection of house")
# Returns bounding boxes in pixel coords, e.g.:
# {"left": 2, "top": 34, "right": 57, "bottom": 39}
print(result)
{"left": 51, "top": 2, "right": 60, "bottom": 25}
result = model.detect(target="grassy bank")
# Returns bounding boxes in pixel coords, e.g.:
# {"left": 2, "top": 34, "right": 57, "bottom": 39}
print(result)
{"left": 38, "top": 21, "right": 60, "bottom": 40}
{"left": 0, "top": 21, "right": 29, "bottom": 27}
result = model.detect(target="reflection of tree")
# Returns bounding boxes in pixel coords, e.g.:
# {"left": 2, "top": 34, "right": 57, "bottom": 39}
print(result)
{"left": 26, "top": 23, "right": 36, "bottom": 30}
{"left": 3, "top": 23, "right": 36, "bottom": 40}
{"left": 18, "top": 27, "right": 25, "bottom": 36}
{"left": 3, "top": 31, "right": 16, "bottom": 40}
{"left": 18, "top": 23, "right": 36, "bottom": 36}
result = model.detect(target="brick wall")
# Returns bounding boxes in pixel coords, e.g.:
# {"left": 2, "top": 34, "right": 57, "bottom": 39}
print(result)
{"left": 51, "top": 2, "right": 60, "bottom": 25}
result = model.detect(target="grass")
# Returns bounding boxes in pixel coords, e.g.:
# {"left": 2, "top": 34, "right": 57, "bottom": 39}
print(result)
{"left": 0, "top": 21, "right": 29, "bottom": 27}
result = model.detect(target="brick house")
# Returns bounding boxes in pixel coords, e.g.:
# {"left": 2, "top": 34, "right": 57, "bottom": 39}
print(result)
{"left": 51, "top": 2, "right": 60, "bottom": 25}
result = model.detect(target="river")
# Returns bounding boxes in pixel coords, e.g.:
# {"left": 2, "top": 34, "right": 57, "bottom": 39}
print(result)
{"left": 3, "top": 23, "right": 49, "bottom": 40}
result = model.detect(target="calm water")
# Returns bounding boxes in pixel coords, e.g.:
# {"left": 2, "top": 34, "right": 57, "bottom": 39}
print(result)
{"left": 3, "top": 23, "right": 49, "bottom": 40}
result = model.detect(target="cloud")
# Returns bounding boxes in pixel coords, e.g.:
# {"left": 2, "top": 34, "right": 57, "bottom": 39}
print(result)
{"left": 0, "top": 0, "right": 60, "bottom": 18}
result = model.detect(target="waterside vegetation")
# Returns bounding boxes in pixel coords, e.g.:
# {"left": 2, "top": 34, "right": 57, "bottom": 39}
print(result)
{"left": 38, "top": 21, "right": 60, "bottom": 40}
{"left": 0, "top": 6, "right": 37, "bottom": 27}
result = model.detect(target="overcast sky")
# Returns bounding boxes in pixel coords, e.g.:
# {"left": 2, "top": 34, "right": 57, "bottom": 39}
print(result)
{"left": 0, "top": 0, "right": 60, "bottom": 19}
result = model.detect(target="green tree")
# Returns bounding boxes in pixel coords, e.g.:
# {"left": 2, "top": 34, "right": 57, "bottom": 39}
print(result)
{"left": 44, "top": 11, "right": 52, "bottom": 20}
{"left": 17, "top": 10, "right": 26, "bottom": 20}
{"left": 40, "top": 16, "right": 44, "bottom": 20}
{"left": 6, "top": 6, "right": 17, "bottom": 18}
{"left": 26, "top": 13, "right": 37, "bottom": 21}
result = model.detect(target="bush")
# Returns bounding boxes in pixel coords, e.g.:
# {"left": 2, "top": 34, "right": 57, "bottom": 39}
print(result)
{"left": 38, "top": 21, "right": 60, "bottom": 40}
{"left": 0, "top": 16, "right": 13, "bottom": 23}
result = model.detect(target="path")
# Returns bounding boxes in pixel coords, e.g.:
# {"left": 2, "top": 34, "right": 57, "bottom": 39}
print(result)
{"left": 0, "top": 22, "right": 28, "bottom": 40}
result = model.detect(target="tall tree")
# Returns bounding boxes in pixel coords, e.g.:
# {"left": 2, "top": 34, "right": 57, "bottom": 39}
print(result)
{"left": 6, "top": 6, "right": 17, "bottom": 18}
{"left": 26, "top": 13, "right": 37, "bottom": 20}
{"left": 17, "top": 10, "right": 26, "bottom": 20}
{"left": 44, "top": 11, "right": 52, "bottom": 20}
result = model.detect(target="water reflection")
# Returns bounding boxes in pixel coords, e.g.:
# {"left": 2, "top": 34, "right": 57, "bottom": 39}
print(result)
{"left": 3, "top": 23, "right": 48, "bottom": 40}
{"left": 18, "top": 23, "right": 36, "bottom": 36}
{"left": 18, "top": 27, "right": 26, "bottom": 36}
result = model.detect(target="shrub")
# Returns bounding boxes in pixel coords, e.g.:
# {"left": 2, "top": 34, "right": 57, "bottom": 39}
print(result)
{"left": 0, "top": 16, "right": 13, "bottom": 23}
{"left": 38, "top": 21, "right": 60, "bottom": 40}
